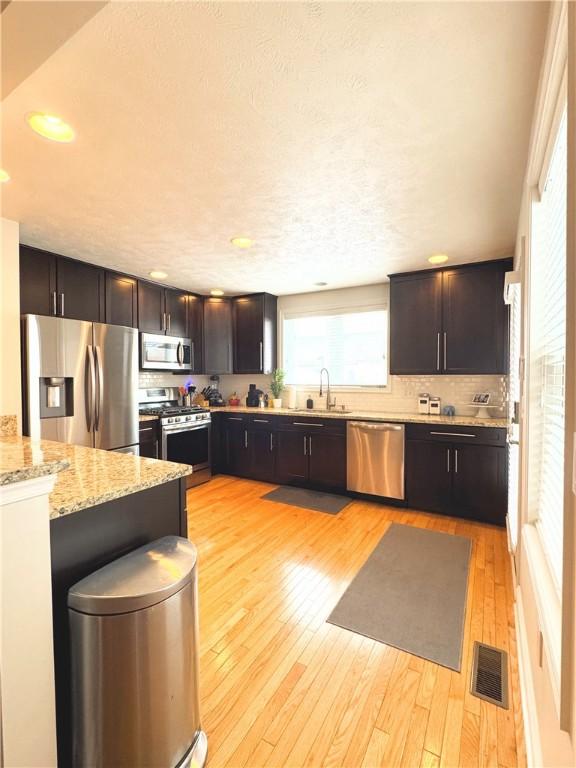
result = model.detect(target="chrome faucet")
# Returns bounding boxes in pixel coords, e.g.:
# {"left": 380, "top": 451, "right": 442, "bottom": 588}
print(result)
{"left": 319, "top": 367, "right": 336, "bottom": 410}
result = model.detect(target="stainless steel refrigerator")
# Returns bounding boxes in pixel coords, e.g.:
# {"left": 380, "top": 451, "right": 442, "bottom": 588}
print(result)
{"left": 23, "top": 315, "right": 139, "bottom": 453}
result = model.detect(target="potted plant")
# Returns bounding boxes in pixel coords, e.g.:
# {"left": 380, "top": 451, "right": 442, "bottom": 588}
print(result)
{"left": 270, "top": 369, "right": 285, "bottom": 408}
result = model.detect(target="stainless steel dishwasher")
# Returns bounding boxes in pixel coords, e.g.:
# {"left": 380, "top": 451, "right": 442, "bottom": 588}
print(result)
{"left": 347, "top": 421, "right": 405, "bottom": 499}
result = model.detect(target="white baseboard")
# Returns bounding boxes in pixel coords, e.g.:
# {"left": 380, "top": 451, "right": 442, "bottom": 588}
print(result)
{"left": 514, "top": 588, "right": 543, "bottom": 768}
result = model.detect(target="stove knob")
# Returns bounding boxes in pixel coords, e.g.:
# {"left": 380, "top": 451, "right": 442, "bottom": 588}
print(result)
{"left": 185, "top": 415, "right": 191, "bottom": 421}
{"left": 167, "top": 417, "right": 174, "bottom": 424}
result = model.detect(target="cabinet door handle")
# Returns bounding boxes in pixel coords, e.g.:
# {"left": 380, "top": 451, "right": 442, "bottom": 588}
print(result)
{"left": 228, "top": 417, "right": 243, "bottom": 421}
{"left": 454, "top": 449, "right": 458, "bottom": 473}
{"left": 139, "top": 427, "right": 154, "bottom": 432}
{"left": 443, "top": 332, "right": 447, "bottom": 369}
{"left": 52, "top": 291, "right": 57, "bottom": 316}
{"left": 270, "top": 433, "right": 274, "bottom": 451}
{"left": 167, "top": 313, "right": 171, "bottom": 332}
{"left": 229, "top": 342, "right": 232, "bottom": 371}
{"left": 436, "top": 332, "right": 440, "bottom": 371}
{"left": 191, "top": 341, "right": 195, "bottom": 371}
{"left": 430, "top": 431, "right": 476, "bottom": 438}
{"left": 253, "top": 419, "right": 269, "bottom": 423}
{"left": 303, "top": 436, "right": 307, "bottom": 456}
{"left": 161, "top": 312, "right": 166, "bottom": 331}
{"left": 293, "top": 422, "right": 324, "bottom": 427}
{"left": 244, "top": 430, "right": 248, "bottom": 448}
{"left": 447, "top": 448, "right": 450, "bottom": 473}
{"left": 60, "top": 293, "right": 65, "bottom": 317}
{"left": 259, "top": 341, "right": 263, "bottom": 372}
{"left": 309, "top": 436, "right": 312, "bottom": 455}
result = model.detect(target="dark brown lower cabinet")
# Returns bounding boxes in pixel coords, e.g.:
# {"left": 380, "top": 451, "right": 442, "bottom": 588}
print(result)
{"left": 138, "top": 421, "right": 158, "bottom": 458}
{"left": 275, "top": 430, "right": 308, "bottom": 485}
{"left": 404, "top": 439, "right": 452, "bottom": 514}
{"left": 308, "top": 432, "right": 347, "bottom": 491}
{"left": 249, "top": 428, "right": 276, "bottom": 483}
{"left": 275, "top": 426, "right": 346, "bottom": 491}
{"left": 451, "top": 443, "right": 508, "bottom": 526}
{"left": 406, "top": 437, "right": 508, "bottom": 526}
{"left": 222, "top": 415, "right": 276, "bottom": 482}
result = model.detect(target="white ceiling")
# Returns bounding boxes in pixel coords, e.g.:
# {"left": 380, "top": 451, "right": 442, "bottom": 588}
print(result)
{"left": 1, "top": 1, "right": 548, "bottom": 295}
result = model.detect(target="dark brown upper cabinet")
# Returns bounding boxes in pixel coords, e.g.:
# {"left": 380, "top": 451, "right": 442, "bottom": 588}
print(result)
{"left": 442, "top": 263, "right": 509, "bottom": 374}
{"left": 20, "top": 245, "right": 103, "bottom": 322}
{"left": 232, "top": 292, "right": 277, "bottom": 374}
{"left": 137, "top": 281, "right": 189, "bottom": 338}
{"left": 203, "top": 297, "right": 233, "bottom": 374}
{"left": 187, "top": 293, "right": 204, "bottom": 374}
{"left": 389, "top": 258, "right": 512, "bottom": 375}
{"left": 389, "top": 271, "right": 443, "bottom": 375}
{"left": 104, "top": 271, "right": 137, "bottom": 328}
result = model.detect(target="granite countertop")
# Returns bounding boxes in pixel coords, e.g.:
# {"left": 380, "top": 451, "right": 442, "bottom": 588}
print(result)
{"left": 0, "top": 436, "right": 191, "bottom": 519}
{"left": 210, "top": 405, "right": 508, "bottom": 429}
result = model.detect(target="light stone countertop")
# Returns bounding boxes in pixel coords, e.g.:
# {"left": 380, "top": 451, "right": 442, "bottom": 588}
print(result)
{"left": 139, "top": 414, "right": 160, "bottom": 423}
{"left": 210, "top": 405, "right": 508, "bottom": 429}
{"left": 0, "top": 436, "right": 191, "bottom": 519}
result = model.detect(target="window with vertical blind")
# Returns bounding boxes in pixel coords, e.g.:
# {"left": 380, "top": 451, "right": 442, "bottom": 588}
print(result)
{"left": 528, "top": 107, "right": 567, "bottom": 593}
{"left": 282, "top": 308, "right": 388, "bottom": 386}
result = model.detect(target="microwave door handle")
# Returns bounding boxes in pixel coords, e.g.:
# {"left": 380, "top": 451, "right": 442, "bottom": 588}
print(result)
{"left": 85, "top": 346, "right": 96, "bottom": 432}
{"left": 94, "top": 345, "right": 103, "bottom": 431}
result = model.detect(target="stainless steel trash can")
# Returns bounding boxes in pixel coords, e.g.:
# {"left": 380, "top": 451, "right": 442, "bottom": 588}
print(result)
{"left": 68, "top": 536, "right": 207, "bottom": 768}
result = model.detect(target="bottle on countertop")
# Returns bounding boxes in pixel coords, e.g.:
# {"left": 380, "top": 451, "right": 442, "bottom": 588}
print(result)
{"left": 306, "top": 397, "right": 314, "bottom": 409}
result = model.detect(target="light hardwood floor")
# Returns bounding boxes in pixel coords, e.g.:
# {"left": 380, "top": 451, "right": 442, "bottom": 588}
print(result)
{"left": 187, "top": 475, "right": 525, "bottom": 768}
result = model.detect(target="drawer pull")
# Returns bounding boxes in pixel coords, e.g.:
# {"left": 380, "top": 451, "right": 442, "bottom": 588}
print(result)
{"left": 228, "top": 417, "right": 243, "bottom": 421}
{"left": 253, "top": 419, "right": 269, "bottom": 423}
{"left": 139, "top": 427, "right": 154, "bottom": 432}
{"left": 430, "top": 431, "right": 476, "bottom": 438}
{"left": 292, "top": 422, "right": 324, "bottom": 427}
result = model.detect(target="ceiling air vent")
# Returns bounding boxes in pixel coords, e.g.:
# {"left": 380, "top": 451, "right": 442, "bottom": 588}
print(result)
{"left": 470, "top": 641, "right": 509, "bottom": 709}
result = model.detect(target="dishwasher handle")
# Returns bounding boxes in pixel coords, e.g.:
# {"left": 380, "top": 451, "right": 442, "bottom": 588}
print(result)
{"left": 348, "top": 421, "right": 404, "bottom": 431}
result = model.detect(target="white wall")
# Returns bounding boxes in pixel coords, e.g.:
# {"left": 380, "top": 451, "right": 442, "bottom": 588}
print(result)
{"left": 0, "top": 218, "right": 21, "bottom": 432}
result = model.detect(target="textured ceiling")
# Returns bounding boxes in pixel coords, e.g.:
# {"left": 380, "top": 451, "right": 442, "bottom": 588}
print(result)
{"left": 1, "top": 1, "right": 548, "bottom": 295}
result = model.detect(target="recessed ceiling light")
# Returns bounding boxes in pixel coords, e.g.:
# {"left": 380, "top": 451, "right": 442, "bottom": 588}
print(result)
{"left": 231, "top": 237, "right": 254, "bottom": 249}
{"left": 0, "top": 169, "right": 10, "bottom": 183}
{"left": 315, "top": 282, "right": 328, "bottom": 287}
{"left": 27, "top": 112, "right": 75, "bottom": 143}
{"left": 211, "top": 289, "right": 224, "bottom": 296}
{"left": 149, "top": 270, "right": 167, "bottom": 280}
{"left": 428, "top": 253, "right": 449, "bottom": 265}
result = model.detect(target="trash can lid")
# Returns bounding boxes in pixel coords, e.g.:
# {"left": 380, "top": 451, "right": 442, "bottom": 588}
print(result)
{"left": 68, "top": 536, "right": 198, "bottom": 615}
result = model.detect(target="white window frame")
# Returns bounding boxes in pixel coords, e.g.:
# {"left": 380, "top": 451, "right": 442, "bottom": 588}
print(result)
{"left": 521, "top": 80, "right": 567, "bottom": 719}
{"left": 278, "top": 302, "right": 391, "bottom": 392}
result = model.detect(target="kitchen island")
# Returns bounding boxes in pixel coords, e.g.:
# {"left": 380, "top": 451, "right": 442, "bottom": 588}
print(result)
{"left": 0, "top": 435, "right": 192, "bottom": 767}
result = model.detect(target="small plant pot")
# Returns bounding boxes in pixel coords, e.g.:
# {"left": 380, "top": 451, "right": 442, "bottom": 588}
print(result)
{"left": 272, "top": 398, "right": 282, "bottom": 409}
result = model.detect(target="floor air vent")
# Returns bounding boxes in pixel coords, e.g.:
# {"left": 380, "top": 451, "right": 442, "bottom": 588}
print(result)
{"left": 470, "top": 641, "right": 509, "bottom": 709}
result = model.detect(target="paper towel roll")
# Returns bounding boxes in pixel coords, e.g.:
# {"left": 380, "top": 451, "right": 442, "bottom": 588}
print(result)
{"left": 286, "top": 386, "right": 297, "bottom": 409}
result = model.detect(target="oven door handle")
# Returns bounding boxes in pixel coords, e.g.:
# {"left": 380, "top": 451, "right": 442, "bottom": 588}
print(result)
{"left": 162, "top": 424, "right": 210, "bottom": 435}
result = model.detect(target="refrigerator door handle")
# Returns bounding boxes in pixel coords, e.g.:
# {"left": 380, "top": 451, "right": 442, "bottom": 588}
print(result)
{"left": 94, "top": 345, "right": 104, "bottom": 431}
{"left": 86, "top": 346, "right": 96, "bottom": 432}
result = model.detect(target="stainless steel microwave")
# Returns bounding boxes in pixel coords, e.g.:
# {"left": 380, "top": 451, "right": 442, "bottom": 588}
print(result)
{"left": 140, "top": 333, "right": 192, "bottom": 371}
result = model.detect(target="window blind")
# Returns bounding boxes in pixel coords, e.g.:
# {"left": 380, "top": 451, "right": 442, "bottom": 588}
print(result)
{"left": 283, "top": 308, "right": 388, "bottom": 386}
{"left": 528, "top": 108, "right": 567, "bottom": 592}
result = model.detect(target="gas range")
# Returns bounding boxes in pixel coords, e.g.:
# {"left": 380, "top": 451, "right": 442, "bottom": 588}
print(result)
{"left": 138, "top": 388, "right": 210, "bottom": 428}
{"left": 139, "top": 405, "right": 211, "bottom": 427}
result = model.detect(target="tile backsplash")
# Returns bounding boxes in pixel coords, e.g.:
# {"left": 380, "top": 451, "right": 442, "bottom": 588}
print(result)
{"left": 139, "top": 371, "right": 507, "bottom": 417}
